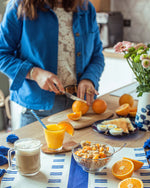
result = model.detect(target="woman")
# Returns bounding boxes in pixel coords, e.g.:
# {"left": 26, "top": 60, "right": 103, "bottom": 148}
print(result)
{"left": 0, "top": 0, "right": 105, "bottom": 127}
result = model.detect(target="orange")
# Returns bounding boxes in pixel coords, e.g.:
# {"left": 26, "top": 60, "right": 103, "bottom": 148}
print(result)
{"left": 129, "top": 107, "right": 137, "bottom": 112}
{"left": 129, "top": 111, "right": 137, "bottom": 117}
{"left": 112, "top": 159, "right": 134, "bottom": 180}
{"left": 129, "top": 107, "right": 137, "bottom": 117}
{"left": 119, "top": 94, "right": 134, "bottom": 107}
{"left": 72, "top": 100, "right": 89, "bottom": 115}
{"left": 123, "top": 157, "right": 144, "bottom": 171}
{"left": 67, "top": 111, "right": 82, "bottom": 121}
{"left": 92, "top": 99, "right": 107, "bottom": 114}
{"left": 118, "top": 177, "right": 144, "bottom": 188}
{"left": 58, "top": 121, "right": 74, "bottom": 136}
{"left": 116, "top": 103, "right": 130, "bottom": 116}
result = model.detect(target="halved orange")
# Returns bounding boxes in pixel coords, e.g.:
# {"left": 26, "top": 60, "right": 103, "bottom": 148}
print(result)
{"left": 123, "top": 157, "right": 144, "bottom": 171}
{"left": 116, "top": 103, "right": 130, "bottom": 116}
{"left": 129, "top": 107, "right": 137, "bottom": 112}
{"left": 129, "top": 107, "right": 137, "bottom": 117}
{"left": 67, "top": 111, "right": 82, "bottom": 121}
{"left": 58, "top": 121, "right": 74, "bottom": 136}
{"left": 118, "top": 177, "right": 144, "bottom": 188}
{"left": 112, "top": 159, "right": 134, "bottom": 180}
{"left": 129, "top": 111, "right": 137, "bottom": 117}
{"left": 119, "top": 94, "right": 134, "bottom": 107}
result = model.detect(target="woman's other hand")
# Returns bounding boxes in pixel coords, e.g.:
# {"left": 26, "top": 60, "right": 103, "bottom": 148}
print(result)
{"left": 27, "top": 67, "right": 64, "bottom": 94}
{"left": 77, "top": 79, "right": 99, "bottom": 106}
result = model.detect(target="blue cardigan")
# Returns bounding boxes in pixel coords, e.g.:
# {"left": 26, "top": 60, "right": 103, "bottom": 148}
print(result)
{"left": 0, "top": 0, "right": 105, "bottom": 110}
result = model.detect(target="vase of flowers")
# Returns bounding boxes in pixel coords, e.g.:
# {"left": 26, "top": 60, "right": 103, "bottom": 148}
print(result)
{"left": 114, "top": 41, "right": 150, "bottom": 131}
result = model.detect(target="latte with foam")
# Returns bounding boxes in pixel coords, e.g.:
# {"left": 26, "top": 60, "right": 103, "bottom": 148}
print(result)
{"left": 15, "top": 139, "right": 41, "bottom": 176}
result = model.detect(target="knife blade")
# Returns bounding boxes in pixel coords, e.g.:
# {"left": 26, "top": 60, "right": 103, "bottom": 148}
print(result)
{"left": 63, "top": 92, "right": 87, "bottom": 103}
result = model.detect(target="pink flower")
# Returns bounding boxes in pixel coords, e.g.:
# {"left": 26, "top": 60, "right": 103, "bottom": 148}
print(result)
{"left": 114, "top": 41, "right": 132, "bottom": 53}
{"left": 134, "top": 43, "right": 147, "bottom": 50}
{"left": 142, "top": 59, "right": 150, "bottom": 68}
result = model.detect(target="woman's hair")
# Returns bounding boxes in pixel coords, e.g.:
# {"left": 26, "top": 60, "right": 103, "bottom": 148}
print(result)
{"left": 17, "top": 0, "right": 87, "bottom": 20}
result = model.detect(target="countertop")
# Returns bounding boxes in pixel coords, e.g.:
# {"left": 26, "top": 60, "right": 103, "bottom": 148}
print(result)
{"left": 103, "top": 48, "right": 124, "bottom": 59}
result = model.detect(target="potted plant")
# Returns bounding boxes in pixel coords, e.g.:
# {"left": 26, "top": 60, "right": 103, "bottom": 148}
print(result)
{"left": 114, "top": 41, "right": 150, "bottom": 131}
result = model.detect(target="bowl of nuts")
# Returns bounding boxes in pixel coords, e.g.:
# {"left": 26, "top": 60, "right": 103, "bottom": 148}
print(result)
{"left": 72, "top": 141, "right": 115, "bottom": 173}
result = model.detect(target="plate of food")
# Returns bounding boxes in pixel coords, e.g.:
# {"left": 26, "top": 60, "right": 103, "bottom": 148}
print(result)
{"left": 92, "top": 117, "right": 138, "bottom": 137}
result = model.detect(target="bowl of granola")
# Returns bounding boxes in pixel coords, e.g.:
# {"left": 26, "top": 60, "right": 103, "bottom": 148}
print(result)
{"left": 72, "top": 141, "right": 115, "bottom": 173}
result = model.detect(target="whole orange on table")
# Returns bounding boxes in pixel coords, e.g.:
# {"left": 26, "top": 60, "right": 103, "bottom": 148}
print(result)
{"left": 72, "top": 100, "right": 89, "bottom": 115}
{"left": 92, "top": 99, "right": 107, "bottom": 114}
{"left": 119, "top": 94, "right": 134, "bottom": 107}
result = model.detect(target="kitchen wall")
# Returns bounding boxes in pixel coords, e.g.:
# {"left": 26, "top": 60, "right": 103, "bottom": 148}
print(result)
{"left": 111, "top": 0, "right": 150, "bottom": 43}
{"left": 0, "top": 0, "right": 6, "bottom": 22}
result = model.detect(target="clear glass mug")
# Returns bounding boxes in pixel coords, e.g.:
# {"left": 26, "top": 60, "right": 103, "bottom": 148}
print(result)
{"left": 8, "top": 138, "right": 41, "bottom": 176}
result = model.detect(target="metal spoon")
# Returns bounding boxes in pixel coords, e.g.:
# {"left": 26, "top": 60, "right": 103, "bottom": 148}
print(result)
{"left": 113, "top": 143, "right": 127, "bottom": 155}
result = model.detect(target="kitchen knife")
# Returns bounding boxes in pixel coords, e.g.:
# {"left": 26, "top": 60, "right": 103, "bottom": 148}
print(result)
{"left": 63, "top": 92, "right": 87, "bottom": 103}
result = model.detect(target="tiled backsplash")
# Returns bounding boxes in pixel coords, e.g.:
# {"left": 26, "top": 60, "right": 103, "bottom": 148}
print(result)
{"left": 111, "top": 0, "right": 150, "bottom": 43}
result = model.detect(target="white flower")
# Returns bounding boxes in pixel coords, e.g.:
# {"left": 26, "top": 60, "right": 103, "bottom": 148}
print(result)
{"left": 140, "top": 54, "right": 149, "bottom": 60}
{"left": 142, "top": 59, "right": 150, "bottom": 68}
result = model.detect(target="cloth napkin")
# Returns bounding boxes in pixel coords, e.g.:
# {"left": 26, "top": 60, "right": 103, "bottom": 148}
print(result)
{"left": 6, "top": 134, "right": 19, "bottom": 144}
{"left": 1, "top": 147, "right": 150, "bottom": 188}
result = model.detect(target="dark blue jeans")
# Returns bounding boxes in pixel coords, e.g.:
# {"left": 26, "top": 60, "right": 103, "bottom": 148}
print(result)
{"left": 20, "top": 95, "right": 74, "bottom": 127}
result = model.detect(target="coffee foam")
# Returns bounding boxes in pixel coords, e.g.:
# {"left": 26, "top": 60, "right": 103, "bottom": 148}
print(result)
{"left": 16, "top": 140, "right": 40, "bottom": 149}
{"left": 15, "top": 140, "right": 41, "bottom": 156}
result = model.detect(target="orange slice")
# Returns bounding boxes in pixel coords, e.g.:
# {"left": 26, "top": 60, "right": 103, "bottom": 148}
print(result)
{"left": 123, "top": 157, "right": 144, "bottom": 171}
{"left": 58, "top": 121, "right": 74, "bottom": 136}
{"left": 116, "top": 103, "right": 130, "bottom": 116}
{"left": 118, "top": 177, "right": 144, "bottom": 188}
{"left": 67, "top": 111, "right": 82, "bottom": 121}
{"left": 119, "top": 94, "right": 134, "bottom": 107}
{"left": 112, "top": 159, "right": 134, "bottom": 180}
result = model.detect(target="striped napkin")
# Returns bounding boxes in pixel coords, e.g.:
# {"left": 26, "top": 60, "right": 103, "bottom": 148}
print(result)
{"left": 1, "top": 148, "right": 150, "bottom": 188}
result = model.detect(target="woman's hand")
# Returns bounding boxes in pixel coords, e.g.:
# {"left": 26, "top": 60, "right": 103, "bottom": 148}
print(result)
{"left": 28, "top": 67, "right": 64, "bottom": 94}
{"left": 77, "top": 79, "right": 99, "bottom": 106}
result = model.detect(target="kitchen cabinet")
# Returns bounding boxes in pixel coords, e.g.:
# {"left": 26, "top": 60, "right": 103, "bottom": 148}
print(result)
{"left": 98, "top": 51, "right": 135, "bottom": 96}
{"left": 89, "top": 0, "right": 110, "bottom": 12}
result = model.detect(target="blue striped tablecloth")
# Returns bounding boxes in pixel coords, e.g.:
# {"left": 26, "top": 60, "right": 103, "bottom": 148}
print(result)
{"left": 1, "top": 147, "right": 150, "bottom": 188}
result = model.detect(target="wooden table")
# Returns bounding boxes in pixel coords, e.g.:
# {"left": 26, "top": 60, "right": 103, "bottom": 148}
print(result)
{"left": 0, "top": 93, "right": 150, "bottom": 183}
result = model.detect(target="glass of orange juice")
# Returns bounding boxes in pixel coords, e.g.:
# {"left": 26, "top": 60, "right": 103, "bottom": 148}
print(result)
{"left": 44, "top": 124, "right": 66, "bottom": 151}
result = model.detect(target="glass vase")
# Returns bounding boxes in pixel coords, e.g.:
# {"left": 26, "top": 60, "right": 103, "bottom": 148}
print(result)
{"left": 135, "top": 92, "right": 150, "bottom": 131}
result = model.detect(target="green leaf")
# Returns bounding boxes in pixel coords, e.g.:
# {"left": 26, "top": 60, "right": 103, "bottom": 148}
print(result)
{"left": 128, "top": 47, "right": 135, "bottom": 53}
{"left": 124, "top": 53, "right": 131, "bottom": 58}
{"left": 138, "top": 46, "right": 144, "bottom": 50}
